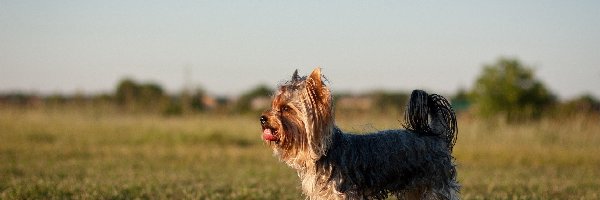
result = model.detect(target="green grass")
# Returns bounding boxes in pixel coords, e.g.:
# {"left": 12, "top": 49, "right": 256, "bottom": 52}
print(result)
{"left": 1, "top": 109, "right": 599, "bottom": 199}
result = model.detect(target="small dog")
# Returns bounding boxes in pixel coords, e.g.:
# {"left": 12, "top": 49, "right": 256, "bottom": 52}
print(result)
{"left": 260, "top": 68, "right": 459, "bottom": 200}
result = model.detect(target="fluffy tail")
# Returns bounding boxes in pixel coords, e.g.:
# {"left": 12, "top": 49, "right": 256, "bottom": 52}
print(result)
{"left": 403, "top": 90, "right": 458, "bottom": 152}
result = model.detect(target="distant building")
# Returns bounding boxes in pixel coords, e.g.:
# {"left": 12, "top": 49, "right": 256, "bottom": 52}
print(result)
{"left": 251, "top": 96, "right": 271, "bottom": 111}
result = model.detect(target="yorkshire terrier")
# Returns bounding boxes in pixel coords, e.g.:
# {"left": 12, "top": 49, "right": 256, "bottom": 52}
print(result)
{"left": 260, "top": 68, "right": 459, "bottom": 200}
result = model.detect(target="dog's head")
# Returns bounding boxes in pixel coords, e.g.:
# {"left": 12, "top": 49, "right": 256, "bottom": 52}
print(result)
{"left": 260, "top": 68, "right": 334, "bottom": 168}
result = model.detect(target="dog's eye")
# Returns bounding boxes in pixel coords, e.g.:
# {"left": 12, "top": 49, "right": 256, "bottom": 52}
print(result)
{"left": 281, "top": 105, "right": 291, "bottom": 112}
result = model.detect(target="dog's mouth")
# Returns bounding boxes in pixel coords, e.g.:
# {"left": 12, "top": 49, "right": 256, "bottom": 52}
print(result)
{"left": 261, "top": 126, "right": 279, "bottom": 142}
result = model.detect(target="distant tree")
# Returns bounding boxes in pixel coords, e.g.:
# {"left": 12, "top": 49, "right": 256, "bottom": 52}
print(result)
{"left": 0, "top": 92, "right": 35, "bottom": 106}
{"left": 558, "top": 94, "right": 600, "bottom": 116}
{"left": 472, "top": 58, "right": 556, "bottom": 120}
{"left": 138, "top": 83, "right": 164, "bottom": 104}
{"left": 71, "top": 90, "right": 87, "bottom": 107}
{"left": 115, "top": 78, "right": 167, "bottom": 112}
{"left": 190, "top": 87, "right": 207, "bottom": 112}
{"left": 372, "top": 91, "right": 409, "bottom": 114}
{"left": 451, "top": 88, "right": 471, "bottom": 112}
{"left": 91, "top": 93, "right": 114, "bottom": 110}
{"left": 46, "top": 93, "right": 67, "bottom": 106}
{"left": 115, "top": 79, "right": 138, "bottom": 109}
{"left": 162, "top": 98, "right": 183, "bottom": 116}
{"left": 171, "top": 86, "right": 209, "bottom": 115}
{"left": 235, "top": 85, "right": 273, "bottom": 113}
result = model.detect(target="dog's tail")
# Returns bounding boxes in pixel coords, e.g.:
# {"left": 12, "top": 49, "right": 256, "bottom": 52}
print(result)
{"left": 403, "top": 90, "right": 458, "bottom": 152}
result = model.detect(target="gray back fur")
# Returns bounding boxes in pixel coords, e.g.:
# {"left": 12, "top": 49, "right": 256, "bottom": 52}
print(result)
{"left": 315, "top": 89, "right": 459, "bottom": 199}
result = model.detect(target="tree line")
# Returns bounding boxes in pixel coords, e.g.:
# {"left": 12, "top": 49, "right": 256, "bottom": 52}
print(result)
{"left": 1, "top": 57, "right": 598, "bottom": 120}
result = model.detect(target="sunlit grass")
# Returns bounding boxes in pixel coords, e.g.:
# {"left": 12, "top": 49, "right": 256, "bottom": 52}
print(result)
{"left": 1, "top": 108, "right": 599, "bottom": 199}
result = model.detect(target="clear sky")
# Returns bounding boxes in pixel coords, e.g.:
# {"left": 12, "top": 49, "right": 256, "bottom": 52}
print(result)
{"left": 1, "top": 1, "right": 599, "bottom": 99}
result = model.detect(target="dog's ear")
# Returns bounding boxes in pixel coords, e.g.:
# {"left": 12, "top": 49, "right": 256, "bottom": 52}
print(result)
{"left": 307, "top": 68, "right": 322, "bottom": 88}
{"left": 306, "top": 68, "right": 330, "bottom": 102}
{"left": 306, "top": 67, "right": 333, "bottom": 159}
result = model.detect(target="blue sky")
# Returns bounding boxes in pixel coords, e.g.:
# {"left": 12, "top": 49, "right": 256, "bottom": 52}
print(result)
{"left": 1, "top": 1, "right": 599, "bottom": 99}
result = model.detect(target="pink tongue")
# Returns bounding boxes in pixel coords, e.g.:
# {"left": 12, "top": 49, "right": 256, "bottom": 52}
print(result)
{"left": 262, "top": 129, "right": 277, "bottom": 141}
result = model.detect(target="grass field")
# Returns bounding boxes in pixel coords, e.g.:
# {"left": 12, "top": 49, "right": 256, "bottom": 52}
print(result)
{"left": 1, "top": 108, "right": 599, "bottom": 199}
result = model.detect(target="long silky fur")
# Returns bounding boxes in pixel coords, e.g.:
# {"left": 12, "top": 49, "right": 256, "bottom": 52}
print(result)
{"left": 403, "top": 90, "right": 458, "bottom": 152}
{"left": 317, "top": 127, "right": 459, "bottom": 199}
{"left": 261, "top": 69, "right": 460, "bottom": 200}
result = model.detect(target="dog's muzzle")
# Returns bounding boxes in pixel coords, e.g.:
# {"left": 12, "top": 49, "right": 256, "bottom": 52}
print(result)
{"left": 259, "top": 115, "right": 278, "bottom": 141}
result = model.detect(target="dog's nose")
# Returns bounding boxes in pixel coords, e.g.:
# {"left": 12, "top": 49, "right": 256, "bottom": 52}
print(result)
{"left": 260, "top": 115, "right": 268, "bottom": 125}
